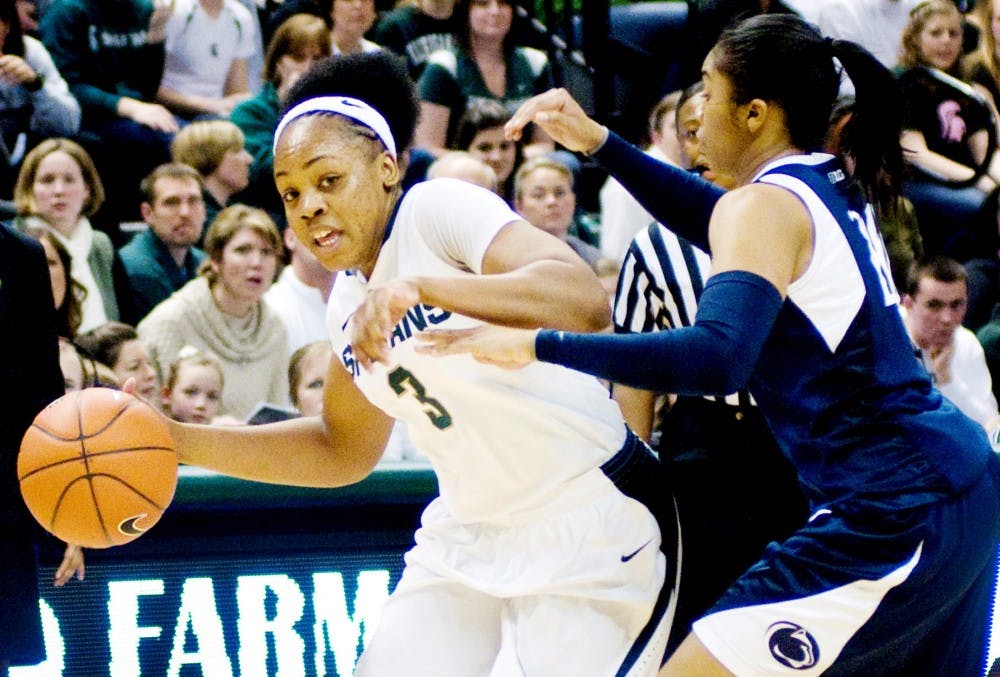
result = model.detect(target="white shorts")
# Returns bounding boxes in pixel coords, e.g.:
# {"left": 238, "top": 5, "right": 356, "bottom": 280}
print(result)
{"left": 354, "top": 469, "right": 675, "bottom": 677}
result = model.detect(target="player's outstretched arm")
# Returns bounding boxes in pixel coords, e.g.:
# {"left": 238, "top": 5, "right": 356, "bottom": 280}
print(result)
{"left": 421, "top": 185, "right": 811, "bottom": 394}
{"left": 153, "top": 361, "right": 393, "bottom": 487}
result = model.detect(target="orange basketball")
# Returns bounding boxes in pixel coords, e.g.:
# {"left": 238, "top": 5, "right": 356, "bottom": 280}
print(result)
{"left": 18, "top": 387, "right": 178, "bottom": 549}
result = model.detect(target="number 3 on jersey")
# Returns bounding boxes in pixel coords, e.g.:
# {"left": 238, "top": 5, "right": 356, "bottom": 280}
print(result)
{"left": 389, "top": 367, "right": 453, "bottom": 429}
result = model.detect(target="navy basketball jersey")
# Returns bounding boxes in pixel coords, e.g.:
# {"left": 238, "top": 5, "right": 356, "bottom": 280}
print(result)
{"left": 748, "top": 155, "right": 992, "bottom": 504}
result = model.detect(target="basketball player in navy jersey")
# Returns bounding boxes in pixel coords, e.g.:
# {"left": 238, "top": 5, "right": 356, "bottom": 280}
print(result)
{"left": 420, "top": 14, "right": 1000, "bottom": 675}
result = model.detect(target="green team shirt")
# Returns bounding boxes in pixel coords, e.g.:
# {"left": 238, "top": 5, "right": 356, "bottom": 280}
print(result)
{"left": 372, "top": 5, "right": 458, "bottom": 79}
{"left": 417, "top": 45, "right": 553, "bottom": 144}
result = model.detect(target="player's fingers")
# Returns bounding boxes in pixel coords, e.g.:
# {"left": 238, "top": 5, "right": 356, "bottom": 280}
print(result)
{"left": 505, "top": 88, "right": 570, "bottom": 140}
{"left": 415, "top": 327, "right": 482, "bottom": 354}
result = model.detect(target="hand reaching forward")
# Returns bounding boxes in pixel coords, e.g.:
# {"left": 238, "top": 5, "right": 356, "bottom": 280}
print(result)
{"left": 416, "top": 325, "right": 539, "bottom": 369}
{"left": 349, "top": 279, "right": 421, "bottom": 371}
{"left": 505, "top": 88, "right": 608, "bottom": 154}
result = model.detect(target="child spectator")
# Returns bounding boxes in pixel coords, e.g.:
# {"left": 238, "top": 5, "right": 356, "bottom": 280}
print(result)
{"left": 161, "top": 347, "right": 225, "bottom": 424}
{"left": 74, "top": 321, "right": 160, "bottom": 406}
{"left": 288, "top": 340, "right": 329, "bottom": 416}
{"left": 426, "top": 150, "right": 498, "bottom": 192}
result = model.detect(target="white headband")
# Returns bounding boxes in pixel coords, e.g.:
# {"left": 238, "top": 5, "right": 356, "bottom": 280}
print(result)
{"left": 272, "top": 96, "right": 397, "bottom": 159}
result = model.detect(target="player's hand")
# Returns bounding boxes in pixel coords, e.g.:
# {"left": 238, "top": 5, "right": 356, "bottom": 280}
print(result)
{"left": 416, "top": 325, "right": 539, "bottom": 368}
{"left": 54, "top": 543, "right": 84, "bottom": 587}
{"left": 349, "top": 278, "right": 421, "bottom": 371}
{"left": 505, "top": 88, "right": 608, "bottom": 154}
{"left": 0, "top": 54, "right": 39, "bottom": 88}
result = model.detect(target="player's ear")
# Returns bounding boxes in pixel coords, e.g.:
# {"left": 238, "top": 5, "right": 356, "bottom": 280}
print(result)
{"left": 380, "top": 151, "right": 401, "bottom": 188}
{"left": 745, "top": 99, "right": 767, "bottom": 133}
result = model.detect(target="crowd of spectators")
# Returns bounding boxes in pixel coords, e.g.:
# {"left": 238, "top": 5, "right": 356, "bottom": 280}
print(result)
{"left": 0, "top": 0, "right": 994, "bottom": 460}
{"left": 6, "top": 0, "right": 1000, "bottom": 671}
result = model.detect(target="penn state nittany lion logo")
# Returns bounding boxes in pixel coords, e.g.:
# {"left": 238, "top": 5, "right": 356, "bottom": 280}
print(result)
{"left": 767, "top": 621, "right": 820, "bottom": 670}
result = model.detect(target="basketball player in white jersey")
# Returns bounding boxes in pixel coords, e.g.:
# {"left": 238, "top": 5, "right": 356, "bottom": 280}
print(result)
{"left": 151, "top": 51, "right": 677, "bottom": 676}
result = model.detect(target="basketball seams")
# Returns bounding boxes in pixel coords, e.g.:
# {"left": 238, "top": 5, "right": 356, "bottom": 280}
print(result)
{"left": 88, "top": 473, "right": 173, "bottom": 512}
{"left": 17, "top": 446, "right": 176, "bottom": 482}
{"left": 29, "top": 394, "right": 136, "bottom": 443}
{"left": 50, "top": 474, "right": 111, "bottom": 546}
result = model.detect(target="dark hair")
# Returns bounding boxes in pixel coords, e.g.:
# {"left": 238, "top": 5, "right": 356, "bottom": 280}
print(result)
{"left": 451, "top": 98, "right": 511, "bottom": 150}
{"left": 453, "top": 0, "right": 522, "bottom": 57}
{"left": 0, "top": 0, "right": 25, "bottom": 56}
{"left": 714, "top": 14, "right": 904, "bottom": 215}
{"left": 74, "top": 321, "right": 141, "bottom": 369}
{"left": 906, "top": 255, "right": 968, "bottom": 296}
{"left": 284, "top": 51, "right": 419, "bottom": 153}
{"left": 24, "top": 227, "right": 85, "bottom": 338}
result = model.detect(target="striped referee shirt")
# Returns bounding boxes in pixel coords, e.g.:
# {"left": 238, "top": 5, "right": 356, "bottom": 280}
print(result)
{"left": 612, "top": 221, "right": 751, "bottom": 408}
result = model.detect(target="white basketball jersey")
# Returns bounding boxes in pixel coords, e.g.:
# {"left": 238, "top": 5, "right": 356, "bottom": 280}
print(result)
{"left": 327, "top": 179, "right": 627, "bottom": 523}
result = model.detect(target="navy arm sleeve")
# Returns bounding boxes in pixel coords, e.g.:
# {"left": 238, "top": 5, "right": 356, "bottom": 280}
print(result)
{"left": 593, "top": 131, "right": 725, "bottom": 252}
{"left": 535, "top": 270, "right": 782, "bottom": 395}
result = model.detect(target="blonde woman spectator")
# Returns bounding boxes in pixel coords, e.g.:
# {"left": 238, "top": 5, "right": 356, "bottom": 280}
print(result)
{"left": 513, "top": 156, "right": 606, "bottom": 274}
{"left": 156, "top": 0, "right": 258, "bottom": 120}
{"left": 171, "top": 119, "right": 253, "bottom": 227}
{"left": 138, "top": 204, "right": 289, "bottom": 419}
{"left": 12, "top": 138, "right": 133, "bottom": 332}
{"left": 965, "top": 0, "right": 1000, "bottom": 112}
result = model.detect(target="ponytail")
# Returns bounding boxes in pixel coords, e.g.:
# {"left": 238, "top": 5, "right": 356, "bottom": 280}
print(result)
{"left": 832, "top": 39, "right": 905, "bottom": 217}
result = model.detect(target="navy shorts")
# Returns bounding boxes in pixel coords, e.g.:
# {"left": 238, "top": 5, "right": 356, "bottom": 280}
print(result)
{"left": 693, "top": 454, "right": 1000, "bottom": 676}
